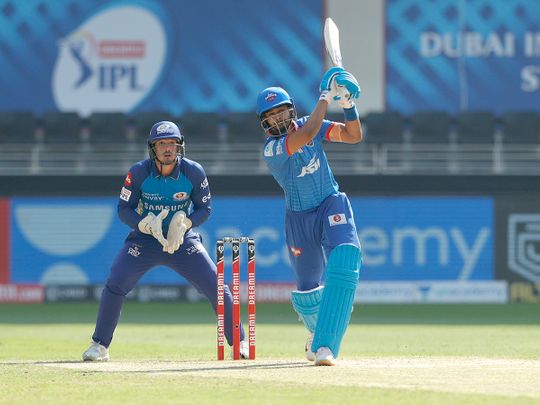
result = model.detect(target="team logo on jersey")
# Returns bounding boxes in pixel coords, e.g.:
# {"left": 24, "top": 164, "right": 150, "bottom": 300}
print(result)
{"left": 290, "top": 246, "right": 302, "bottom": 257}
{"left": 297, "top": 156, "right": 320, "bottom": 177}
{"left": 124, "top": 172, "right": 132, "bottom": 186}
{"left": 328, "top": 213, "right": 347, "bottom": 226}
{"left": 120, "top": 187, "right": 131, "bottom": 202}
{"left": 173, "top": 192, "right": 189, "bottom": 201}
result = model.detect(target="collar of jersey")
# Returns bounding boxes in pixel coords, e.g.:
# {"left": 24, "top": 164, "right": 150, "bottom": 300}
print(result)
{"left": 151, "top": 157, "right": 181, "bottom": 180}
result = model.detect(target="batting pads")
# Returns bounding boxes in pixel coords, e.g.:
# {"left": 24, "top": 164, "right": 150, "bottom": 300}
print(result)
{"left": 311, "top": 244, "right": 361, "bottom": 357}
{"left": 291, "top": 286, "right": 324, "bottom": 333}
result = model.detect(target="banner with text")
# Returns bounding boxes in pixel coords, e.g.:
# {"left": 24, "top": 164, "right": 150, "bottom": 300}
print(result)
{"left": 386, "top": 0, "right": 540, "bottom": 113}
{"left": 8, "top": 196, "right": 494, "bottom": 286}
{"left": 0, "top": 0, "right": 322, "bottom": 116}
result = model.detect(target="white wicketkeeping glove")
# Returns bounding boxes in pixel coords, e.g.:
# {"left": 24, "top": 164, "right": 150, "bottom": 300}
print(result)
{"left": 138, "top": 209, "right": 169, "bottom": 248}
{"left": 164, "top": 211, "right": 191, "bottom": 254}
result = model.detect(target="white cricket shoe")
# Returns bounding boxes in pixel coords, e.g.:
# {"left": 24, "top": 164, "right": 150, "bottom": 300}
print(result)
{"left": 230, "top": 340, "right": 250, "bottom": 359}
{"left": 305, "top": 333, "right": 315, "bottom": 361}
{"left": 315, "top": 347, "right": 336, "bottom": 366}
{"left": 82, "top": 341, "right": 109, "bottom": 362}
{"left": 239, "top": 340, "right": 250, "bottom": 359}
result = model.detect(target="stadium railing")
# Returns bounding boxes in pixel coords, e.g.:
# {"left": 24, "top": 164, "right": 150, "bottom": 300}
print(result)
{"left": 0, "top": 110, "right": 538, "bottom": 176}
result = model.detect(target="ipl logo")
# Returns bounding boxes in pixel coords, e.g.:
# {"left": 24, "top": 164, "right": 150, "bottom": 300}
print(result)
{"left": 52, "top": 5, "right": 167, "bottom": 116}
{"left": 508, "top": 214, "right": 540, "bottom": 282}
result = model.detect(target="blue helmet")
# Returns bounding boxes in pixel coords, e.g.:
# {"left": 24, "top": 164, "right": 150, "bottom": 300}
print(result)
{"left": 256, "top": 87, "right": 297, "bottom": 136}
{"left": 147, "top": 121, "right": 185, "bottom": 160}
{"left": 256, "top": 87, "right": 294, "bottom": 118}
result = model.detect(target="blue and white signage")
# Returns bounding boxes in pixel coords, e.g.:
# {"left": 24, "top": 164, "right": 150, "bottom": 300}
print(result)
{"left": 9, "top": 196, "right": 494, "bottom": 285}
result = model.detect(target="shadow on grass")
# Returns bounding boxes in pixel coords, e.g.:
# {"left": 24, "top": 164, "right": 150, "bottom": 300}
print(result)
{"left": 0, "top": 302, "right": 539, "bottom": 325}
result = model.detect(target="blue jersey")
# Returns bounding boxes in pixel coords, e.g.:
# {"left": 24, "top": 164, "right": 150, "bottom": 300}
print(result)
{"left": 263, "top": 117, "right": 339, "bottom": 211}
{"left": 117, "top": 157, "right": 211, "bottom": 237}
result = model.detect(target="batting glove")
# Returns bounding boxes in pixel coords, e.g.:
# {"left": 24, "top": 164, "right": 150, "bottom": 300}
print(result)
{"left": 319, "top": 66, "right": 344, "bottom": 103}
{"left": 138, "top": 209, "right": 169, "bottom": 248}
{"left": 335, "top": 71, "right": 361, "bottom": 100}
{"left": 164, "top": 211, "right": 192, "bottom": 254}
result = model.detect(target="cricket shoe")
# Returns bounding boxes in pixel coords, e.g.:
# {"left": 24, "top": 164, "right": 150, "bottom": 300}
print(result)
{"left": 314, "top": 347, "right": 336, "bottom": 366}
{"left": 82, "top": 341, "right": 109, "bottom": 362}
{"left": 305, "top": 333, "right": 315, "bottom": 361}
{"left": 230, "top": 340, "right": 250, "bottom": 359}
{"left": 239, "top": 340, "right": 250, "bottom": 359}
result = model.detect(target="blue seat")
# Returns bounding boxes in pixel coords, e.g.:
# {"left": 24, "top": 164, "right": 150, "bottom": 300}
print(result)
{"left": 410, "top": 110, "right": 451, "bottom": 144}
{"left": 361, "top": 111, "right": 405, "bottom": 145}
{"left": 0, "top": 111, "right": 37, "bottom": 144}
{"left": 455, "top": 111, "right": 496, "bottom": 144}
{"left": 501, "top": 111, "right": 540, "bottom": 144}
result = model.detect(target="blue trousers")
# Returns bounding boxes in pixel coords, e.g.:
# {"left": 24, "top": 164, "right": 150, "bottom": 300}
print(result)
{"left": 92, "top": 231, "right": 244, "bottom": 347}
{"left": 285, "top": 192, "right": 360, "bottom": 291}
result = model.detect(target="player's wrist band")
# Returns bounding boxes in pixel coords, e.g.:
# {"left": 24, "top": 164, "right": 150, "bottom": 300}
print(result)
{"left": 343, "top": 105, "right": 359, "bottom": 121}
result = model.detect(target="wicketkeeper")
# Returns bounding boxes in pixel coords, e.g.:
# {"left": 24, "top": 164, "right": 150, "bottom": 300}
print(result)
{"left": 83, "top": 121, "right": 249, "bottom": 361}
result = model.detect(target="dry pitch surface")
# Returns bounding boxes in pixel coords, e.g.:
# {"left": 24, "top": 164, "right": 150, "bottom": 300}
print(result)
{"left": 40, "top": 356, "right": 540, "bottom": 398}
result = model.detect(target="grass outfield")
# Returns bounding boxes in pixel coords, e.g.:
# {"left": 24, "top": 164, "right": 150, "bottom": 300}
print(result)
{"left": 1, "top": 303, "right": 539, "bottom": 404}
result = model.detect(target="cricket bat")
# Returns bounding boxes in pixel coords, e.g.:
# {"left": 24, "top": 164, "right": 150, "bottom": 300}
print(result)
{"left": 324, "top": 17, "right": 343, "bottom": 67}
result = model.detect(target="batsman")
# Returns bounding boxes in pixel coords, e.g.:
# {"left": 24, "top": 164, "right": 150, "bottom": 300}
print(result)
{"left": 82, "top": 121, "right": 249, "bottom": 361}
{"left": 256, "top": 66, "right": 363, "bottom": 365}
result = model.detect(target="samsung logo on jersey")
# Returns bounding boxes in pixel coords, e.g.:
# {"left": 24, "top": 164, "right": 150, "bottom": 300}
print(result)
{"left": 297, "top": 156, "right": 320, "bottom": 177}
{"left": 143, "top": 203, "right": 189, "bottom": 211}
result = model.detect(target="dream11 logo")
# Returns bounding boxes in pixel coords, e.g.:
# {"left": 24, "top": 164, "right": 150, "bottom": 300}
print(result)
{"left": 52, "top": 5, "right": 167, "bottom": 116}
{"left": 508, "top": 214, "right": 540, "bottom": 282}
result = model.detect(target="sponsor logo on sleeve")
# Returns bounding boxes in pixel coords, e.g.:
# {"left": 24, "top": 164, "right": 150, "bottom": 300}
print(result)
{"left": 128, "top": 244, "right": 141, "bottom": 257}
{"left": 124, "top": 172, "right": 132, "bottom": 186}
{"left": 290, "top": 246, "right": 302, "bottom": 257}
{"left": 264, "top": 140, "right": 275, "bottom": 157}
{"left": 328, "top": 213, "right": 347, "bottom": 226}
{"left": 202, "top": 192, "right": 211, "bottom": 203}
{"left": 200, "top": 177, "right": 208, "bottom": 189}
{"left": 120, "top": 187, "right": 132, "bottom": 202}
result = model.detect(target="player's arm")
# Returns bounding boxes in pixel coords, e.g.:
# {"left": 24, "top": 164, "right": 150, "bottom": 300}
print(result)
{"left": 117, "top": 163, "right": 146, "bottom": 229}
{"left": 327, "top": 116, "right": 363, "bottom": 144}
{"left": 285, "top": 67, "right": 343, "bottom": 153}
{"left": 185, "top": 161, "right": 211, "bottom": 227}
{"left": 285, "top": 99, "right": 329, "bottom": 153}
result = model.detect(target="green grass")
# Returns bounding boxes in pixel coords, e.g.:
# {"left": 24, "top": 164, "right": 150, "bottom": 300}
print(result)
{"left": 1, "top": 303, "right": 539, "bottom": 404}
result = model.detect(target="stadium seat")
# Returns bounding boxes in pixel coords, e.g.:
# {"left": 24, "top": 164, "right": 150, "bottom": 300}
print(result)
{"left": 42, "top": 111, "right": 82, "bottom": 144}
{"left": 226, "top": 112, "right": 266, "bottom": 143}
{"left": 178, "top": 112, "right": 225, "bottom": 143}
{"left": 500, "top": 111, "right": 540, "bottom": 144}
{"left": 0, "top": 111, "right": 37, "bottom": 144}
{"left": 409, "top": 110, "right": 451, "bottom": 143}
{"left": 454, "top": 111, "right": 497, "bottom": 144}
{"left": 361, "top": 111, "right": 405, "bottom": 145}
{"left": 88, "top": 112, "right": 129, "bottom": 145}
